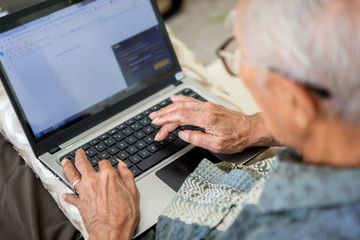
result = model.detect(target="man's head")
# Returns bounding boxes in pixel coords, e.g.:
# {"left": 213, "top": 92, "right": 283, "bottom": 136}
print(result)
{"left": 233, "top": 0, "right": 360, "bottom": 167}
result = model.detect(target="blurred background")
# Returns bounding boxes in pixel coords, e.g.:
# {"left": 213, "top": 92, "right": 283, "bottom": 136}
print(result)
{"left": 0, "top": 0, "right": 238, "bottom": 65}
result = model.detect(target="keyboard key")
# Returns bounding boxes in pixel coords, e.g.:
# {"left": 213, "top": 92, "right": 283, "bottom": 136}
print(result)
{"left": 144, "top": 135, "right": 155, "bottom": 144}
{"left": 139, "top": 149, "right": 151, "bottom": 159}
{"left": 147, "top": 143, "right": 160, "bottom": 153}
{"left": 117, "top": 124, "right": 127, "bottom": 131}
{"left": 60, "top": 154, "right": 75, "bottom": 166}
{"left": 181, "top": 125, "right": 195, "bottom": 131}
{"left": 107, "top": 146, "right": 120, "bottom": 156}
{"left": 126, "top": 119, "right": 136, "bottom": 125}
{"left": 135, "top": 140, "right": 146, "bottom": 149}
{"left": 137, "top": 140, "right": 185, "bottom": 172}
{"left": 182, "top": 88, "right": 192, "bottom": 95}
{"left": 69, "top": 150, "right": 77, "bottom": 157}
{"left": 122, "top": 127, "right": 134, "bottom": 136}
{"left": 140, "top": 118, "right": 151, "bottom": 126}
{"left": 196, "top": 96, "right": 207, "bottom": 102}
{"left": 85, "top": 147, "right": 97, "bottom": 158}
{"left": 129, "top": 154, "right": 142, "bottom": 164}
{"left": 151, "top": 105, "right": 160, "bottom": 111}
{"left": 116, "top": 141, "right": 128, "bottom": 150}
{"left": 159, "top": 100, "right": 170, "bottom": 107}
{"left": 89, "top": 138, "right": 100, "bottom": 146}
{"left": 104, "top": 137, "right": 116, "bottom": 147}
{"left": 108, "top": 128, "right": 118, "bottom": 135}
{"left": 60, "top": 154, "right": 72, "bottom": 162}
{"left": 134, "top": 114, "right": 143, "bottom": 121}
{"left": 173, "top": 128, "right": 181, "bottom": 137}
{"left": 98, "top": 151, "right": 110, "bottom": 160}
{"left": 125, "top": 136, "right": 137, "bottom": 145}
{"left": 113, "top": 132, "right": 126, "bottom": 141}
{"left": 130, "top": 123, "right": 142, "bottom": 132}
{"left": 143, "top": 126, "right": 154, "bottom": 135}
{"left": 167, "top": 134, "right": 176, "bottom": 142}
{"left": 193, "top": 126, "right": 204, "bottom": 132}
{"left": 99, "top": 133, "right": 109, "bottom": 141}
{"left": 126, "top": 146, "right": 139, "bottom": 155}
{"left": 134, "top": 131, "right": 146, "bottom": 140}
{"left": 89, "top": 156, "right": 100, "bottom": 166}
{"left": 188, "top": 92, "right": 199, "bottom": 99}
{"left": 156, "top": 140, "right": 169, "bottom": 148}
{"left": 142, "top": 109, "right": 152, "bottom": 116}
{"left": 81, "top": 144, "right": 90, "bottom": 151}
{"left": 117, "top": 151, "right": 130, "bottom": 160}
{"left": 129, "top": 166, "right": 142, "bottom": 177}
{"left": 152, "top": 122, "right": 162, "bottom": 129}
{"left": 109, "top": 156, "right": 120, "bottom": 166}
{"left": 95, "top": 143, "right": 107, "bottom": 152}
{"left": 124, "top": 159, "right": 133, "bottom": 168}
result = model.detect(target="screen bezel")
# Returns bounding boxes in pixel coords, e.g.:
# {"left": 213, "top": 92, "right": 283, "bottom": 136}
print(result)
{"left": 0, "top": 0, "right": 182, "bottom": 156}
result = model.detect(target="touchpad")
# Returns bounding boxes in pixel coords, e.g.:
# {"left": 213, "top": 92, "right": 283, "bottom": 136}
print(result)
{"left": 156, "top": 147, "right": 221, "bottom": 192}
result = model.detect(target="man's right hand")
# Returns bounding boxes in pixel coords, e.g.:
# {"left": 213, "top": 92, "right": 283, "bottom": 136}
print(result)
{"left": 150, "top": 95, "right": 276, "bottom": 154}
{"left": 62, "top": 150, "right": 140, "bottom": 240}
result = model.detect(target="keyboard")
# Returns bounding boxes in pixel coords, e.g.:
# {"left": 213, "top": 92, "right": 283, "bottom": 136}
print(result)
{"left": 60, "top": 88, "right": 206, "bottom": 178}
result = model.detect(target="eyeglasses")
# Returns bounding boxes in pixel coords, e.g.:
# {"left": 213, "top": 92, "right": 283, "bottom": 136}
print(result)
{"left": 216, "top": 37, "right": 331, "bottom": 98}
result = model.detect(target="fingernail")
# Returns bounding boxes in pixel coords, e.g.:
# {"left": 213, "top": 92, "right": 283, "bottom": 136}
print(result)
{"left": 151, "top": 118, "right": 159, "bottom": 125}
{"left": 76, "top": 148, "right": 83, "bottom": 153}
{"left": 154, "top": 133, "right": 159, "bottom": 141}
{"left": 149, "top": 112, "right": 156, "bottom": 119}
{"left": 61, "top": 159, "right": 68, "bottom": 166}
{"left": 62, "top": 194, "right": 67, "bottom": 200}
{"left": 117, "top": 158, "right": 127, "bottom": 167}
{"left": 179, "top": 131, "right": 189, "bottom": 142}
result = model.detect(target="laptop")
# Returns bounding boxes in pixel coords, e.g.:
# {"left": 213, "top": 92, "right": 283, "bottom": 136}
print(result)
{"left": 0, "top": 0, "right": 265, "bottom": 237}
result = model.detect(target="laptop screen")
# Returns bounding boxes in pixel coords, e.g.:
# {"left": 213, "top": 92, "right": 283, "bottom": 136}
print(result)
{"left": 0, "top": 0, "right": 176, "bottom": 140}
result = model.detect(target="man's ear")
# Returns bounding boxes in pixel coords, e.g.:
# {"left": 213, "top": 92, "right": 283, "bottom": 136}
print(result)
{"left": 268, "top": 74, "right": 318, "bottom": 131}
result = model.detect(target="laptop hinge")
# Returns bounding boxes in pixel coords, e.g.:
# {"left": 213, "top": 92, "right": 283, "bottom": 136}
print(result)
{"left": 173, "top": 80, "right": 183, "bottom": 86}
{"left": 175, "top": 71, "right": 185, "bottom": 81}
{"left": 48, "top": 146, "right": 61, "bottom": 155}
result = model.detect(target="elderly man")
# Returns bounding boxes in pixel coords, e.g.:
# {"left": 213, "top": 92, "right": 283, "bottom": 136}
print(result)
{"left": 60, "top": 0, "right": 360, "bottom": 239}
{"left": 0, "top": 0, "right": 354, "bottom": 239}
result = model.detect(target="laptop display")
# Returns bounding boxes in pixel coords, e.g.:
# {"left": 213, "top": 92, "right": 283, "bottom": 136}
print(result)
{"left": 0, "top": 0, "right": 176, "bottom": 142}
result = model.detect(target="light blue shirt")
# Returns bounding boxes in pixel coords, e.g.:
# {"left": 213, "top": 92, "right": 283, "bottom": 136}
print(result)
{"left": 141, "top": 148, "right": 360, "bottom": 240}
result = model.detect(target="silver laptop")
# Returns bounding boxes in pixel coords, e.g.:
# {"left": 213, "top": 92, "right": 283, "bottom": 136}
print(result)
{"left": 0, "top": 0, "right": 265, "bottom": 237}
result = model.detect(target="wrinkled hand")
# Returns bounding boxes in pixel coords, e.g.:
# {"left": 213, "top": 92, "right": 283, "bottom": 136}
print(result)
{"left": 62, "top": 149, "right": 140, "bottom": 240}
{"left": 150, "top": 95, "right": 275, "bottom": 154}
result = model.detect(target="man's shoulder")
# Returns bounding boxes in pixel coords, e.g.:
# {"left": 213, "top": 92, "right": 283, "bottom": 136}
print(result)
{"left": 216, "top": 200, "right": 360, "bottom": 240}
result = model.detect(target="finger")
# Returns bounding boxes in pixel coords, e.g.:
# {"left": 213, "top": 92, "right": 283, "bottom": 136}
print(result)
{"left": 74, "top": 149, "right": 95, "bottom": 178}
{"left": 117, "top": 161, "right": 139, "bottom": 199}
{"left": 152, "top": 109, "right": 206, "bottom": 128}
{"left": 62, "top": 158, "right": 82, "bottom": 186}
{"left": 179, "top": 130, "right": 220, "bottom": 152}
{"left": 98, "top": 159, "right": 115, "bottom": 172}
{"left": 62, "top": 193, "right": 81, "bottom": 208}
{"left": 154, "top": 122, "right": 179, "bottom": 141}
{"left": 151, "top": 100, "right": 206, "bottom": 126}
{"left": 170, "top": 94, "right": 200, "bottom": 103}
{"left": 149, "top": 97, "right": 201, "bottom": 120}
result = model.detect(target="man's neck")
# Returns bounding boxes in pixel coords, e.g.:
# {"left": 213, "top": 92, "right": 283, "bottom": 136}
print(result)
{"left": 301, "top": 116, "right": 360, "bottom": 168}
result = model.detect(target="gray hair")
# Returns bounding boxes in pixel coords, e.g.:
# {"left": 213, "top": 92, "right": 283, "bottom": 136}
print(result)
{"left": 238, "top": 0, "right": 360, "bottom": 122}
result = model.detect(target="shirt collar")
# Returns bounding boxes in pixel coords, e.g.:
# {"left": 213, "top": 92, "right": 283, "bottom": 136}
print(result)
{"left": 257, "top": 147, "right": 360, "bottom": 213}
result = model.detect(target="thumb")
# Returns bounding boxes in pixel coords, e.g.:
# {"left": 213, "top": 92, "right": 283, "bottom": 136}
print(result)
{"left": 178, "top": 130, "right": 214, "bottom": 150}
{"left": 63, "top": 193, "right": 80, "bottom": 208}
